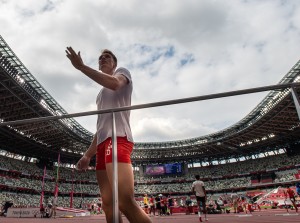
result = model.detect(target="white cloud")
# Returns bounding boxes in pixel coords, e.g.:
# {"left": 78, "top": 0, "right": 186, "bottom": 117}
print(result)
{"left": 1, "top": 0, "right": 300, "bottom": 142}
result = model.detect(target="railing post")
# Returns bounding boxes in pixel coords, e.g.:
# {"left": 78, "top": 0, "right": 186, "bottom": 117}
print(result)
{"left": 291, "top": 87, "right": 300, "bottom": 121}
{"left": 112, "top": 112, "right": 119, "bottom": 223}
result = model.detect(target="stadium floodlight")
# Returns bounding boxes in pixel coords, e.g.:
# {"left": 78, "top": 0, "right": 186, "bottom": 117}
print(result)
{"left": 268, "top": 133, "right": 275, "bottom": 138}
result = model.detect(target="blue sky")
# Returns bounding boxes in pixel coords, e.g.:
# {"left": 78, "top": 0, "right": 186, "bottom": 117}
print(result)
{"left": 1, "top": 0, "right": 300, "bottom": 142}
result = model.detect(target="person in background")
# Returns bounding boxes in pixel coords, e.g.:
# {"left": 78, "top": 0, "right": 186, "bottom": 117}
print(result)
{"left": 286, "top": 186, "right": 298, "bottom": 212}
{"left": 230, "top": 191, "right": 240, "bottom": 214}
{"left": 180, "top": 198, "right": 184, "bottom": 207}
{"left": 155, "top": 194, "right": 162, "bottom": 216}
{"left": 185, "top": 195, "right": 192, "bottom": 215}
{"left": 296, "top": 182, "right": 300, "bottom": 196}
{"left": 192, "top": 175, "right": 208, "bottom": 222}
{"left": 50, "top": 196, "right": 57, "bottom": 218}
{"left": 161, "top": 195, "right": 167, "bottom": 216}
{"left": 149, "top": 195, "right": 156, "bottom": 217}
{"left": 167, "top": 194, "right": 174, "bottom": 215}
{"left": 143, "top": 194, "right": 149, "bottom": 214}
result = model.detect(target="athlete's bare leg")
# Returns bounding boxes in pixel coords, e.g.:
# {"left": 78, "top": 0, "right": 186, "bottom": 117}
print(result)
{"left": 203, "top": 202, "right": 207, "bottom": 220}
{"left": 98, "top": 163, "right": 152, "bottom": 223}
{"left": 290, "top": 198, "right": 298, "bottom": 212}
{"left": 96, "top": 170, "right": 123, "bottom": 223}
{"left": 106, "top": 163, "right": 152, "bottom": 223}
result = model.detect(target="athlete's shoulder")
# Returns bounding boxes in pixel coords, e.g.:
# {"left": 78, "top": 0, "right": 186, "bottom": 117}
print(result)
{"left": 115, "top": 67, "right": 130, "bottom": 75}
{"left": 115, "top": 67, "right": 132, "bottom": 83}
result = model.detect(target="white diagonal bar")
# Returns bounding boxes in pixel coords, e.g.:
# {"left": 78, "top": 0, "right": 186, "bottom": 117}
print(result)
{"left": 291, "top": 87, "right": 300, "bottom": 121}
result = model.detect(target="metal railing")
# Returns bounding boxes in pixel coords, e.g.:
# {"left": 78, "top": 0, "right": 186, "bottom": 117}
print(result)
{"left": 1, "top": 82, "right": 299, "bottom": 127}
{"left": 1, "top": 82, "right": 300, "bottom": 223}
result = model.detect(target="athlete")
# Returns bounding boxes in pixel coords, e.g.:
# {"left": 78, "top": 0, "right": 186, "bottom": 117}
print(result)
{"left": 286, "top": 186, "right": 298, "bottom": 212}
{"left": 66, "top": 47, "right": 152, "bottom": 223}
{"left": 192, "top": 175, "right": 207, "bottom": 222}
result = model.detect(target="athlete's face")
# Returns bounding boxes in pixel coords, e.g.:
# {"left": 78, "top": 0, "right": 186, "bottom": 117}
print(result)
{"left": 98, "top": 53, "right": 116, "bottom": 72}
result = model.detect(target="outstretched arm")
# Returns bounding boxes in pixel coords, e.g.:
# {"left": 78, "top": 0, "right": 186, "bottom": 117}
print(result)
{"left": 65, "top": 47, "right": 127, "bottom": 90}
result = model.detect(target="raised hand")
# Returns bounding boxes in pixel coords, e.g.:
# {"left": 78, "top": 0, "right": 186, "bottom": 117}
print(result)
{"left": 65, "top": 46, "right": 84, "bottom": 70}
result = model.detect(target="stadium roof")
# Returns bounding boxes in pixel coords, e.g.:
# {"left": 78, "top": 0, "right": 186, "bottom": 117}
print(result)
{"left": 0, "top": 35, "right": 299, "bottom": 165}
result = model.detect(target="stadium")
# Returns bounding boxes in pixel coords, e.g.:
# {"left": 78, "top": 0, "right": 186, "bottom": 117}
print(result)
{"left": 0, "top": 31, "right": 300, "bottom": 223}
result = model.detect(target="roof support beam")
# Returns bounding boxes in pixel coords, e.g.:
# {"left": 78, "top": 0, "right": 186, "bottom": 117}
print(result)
{"left": 291, "top": 87, "right": 300, "bottom": 121}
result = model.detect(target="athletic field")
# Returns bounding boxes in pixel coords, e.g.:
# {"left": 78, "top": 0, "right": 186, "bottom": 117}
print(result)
{"left": 1, "top": 208, "right": 299, "bottom": 223}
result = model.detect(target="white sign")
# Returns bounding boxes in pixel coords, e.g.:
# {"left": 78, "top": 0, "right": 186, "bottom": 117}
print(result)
{"left": 7, "top": 208, "right": 40, "bottom": 218}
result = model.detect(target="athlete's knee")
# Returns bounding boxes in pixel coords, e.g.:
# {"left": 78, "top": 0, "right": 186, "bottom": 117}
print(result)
{"left": 119, "top": 197, "right": 137, "bottom": 214}
{"left": 102, "top": 199, "right": 113, "bottom": 215}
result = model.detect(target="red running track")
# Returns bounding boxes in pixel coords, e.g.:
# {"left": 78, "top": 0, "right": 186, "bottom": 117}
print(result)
{"left": 1, "top": 208, "right": 299, "bottom": 223}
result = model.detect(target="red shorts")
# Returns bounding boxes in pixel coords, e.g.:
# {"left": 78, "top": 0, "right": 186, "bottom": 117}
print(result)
{"left": 96, "top": 137, "right": 133, "bottom": 170}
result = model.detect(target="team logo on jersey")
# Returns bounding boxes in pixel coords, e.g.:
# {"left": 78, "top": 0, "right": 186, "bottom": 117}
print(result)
{"left": 106, "top": 141, "right": 112, "bottom": 156}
